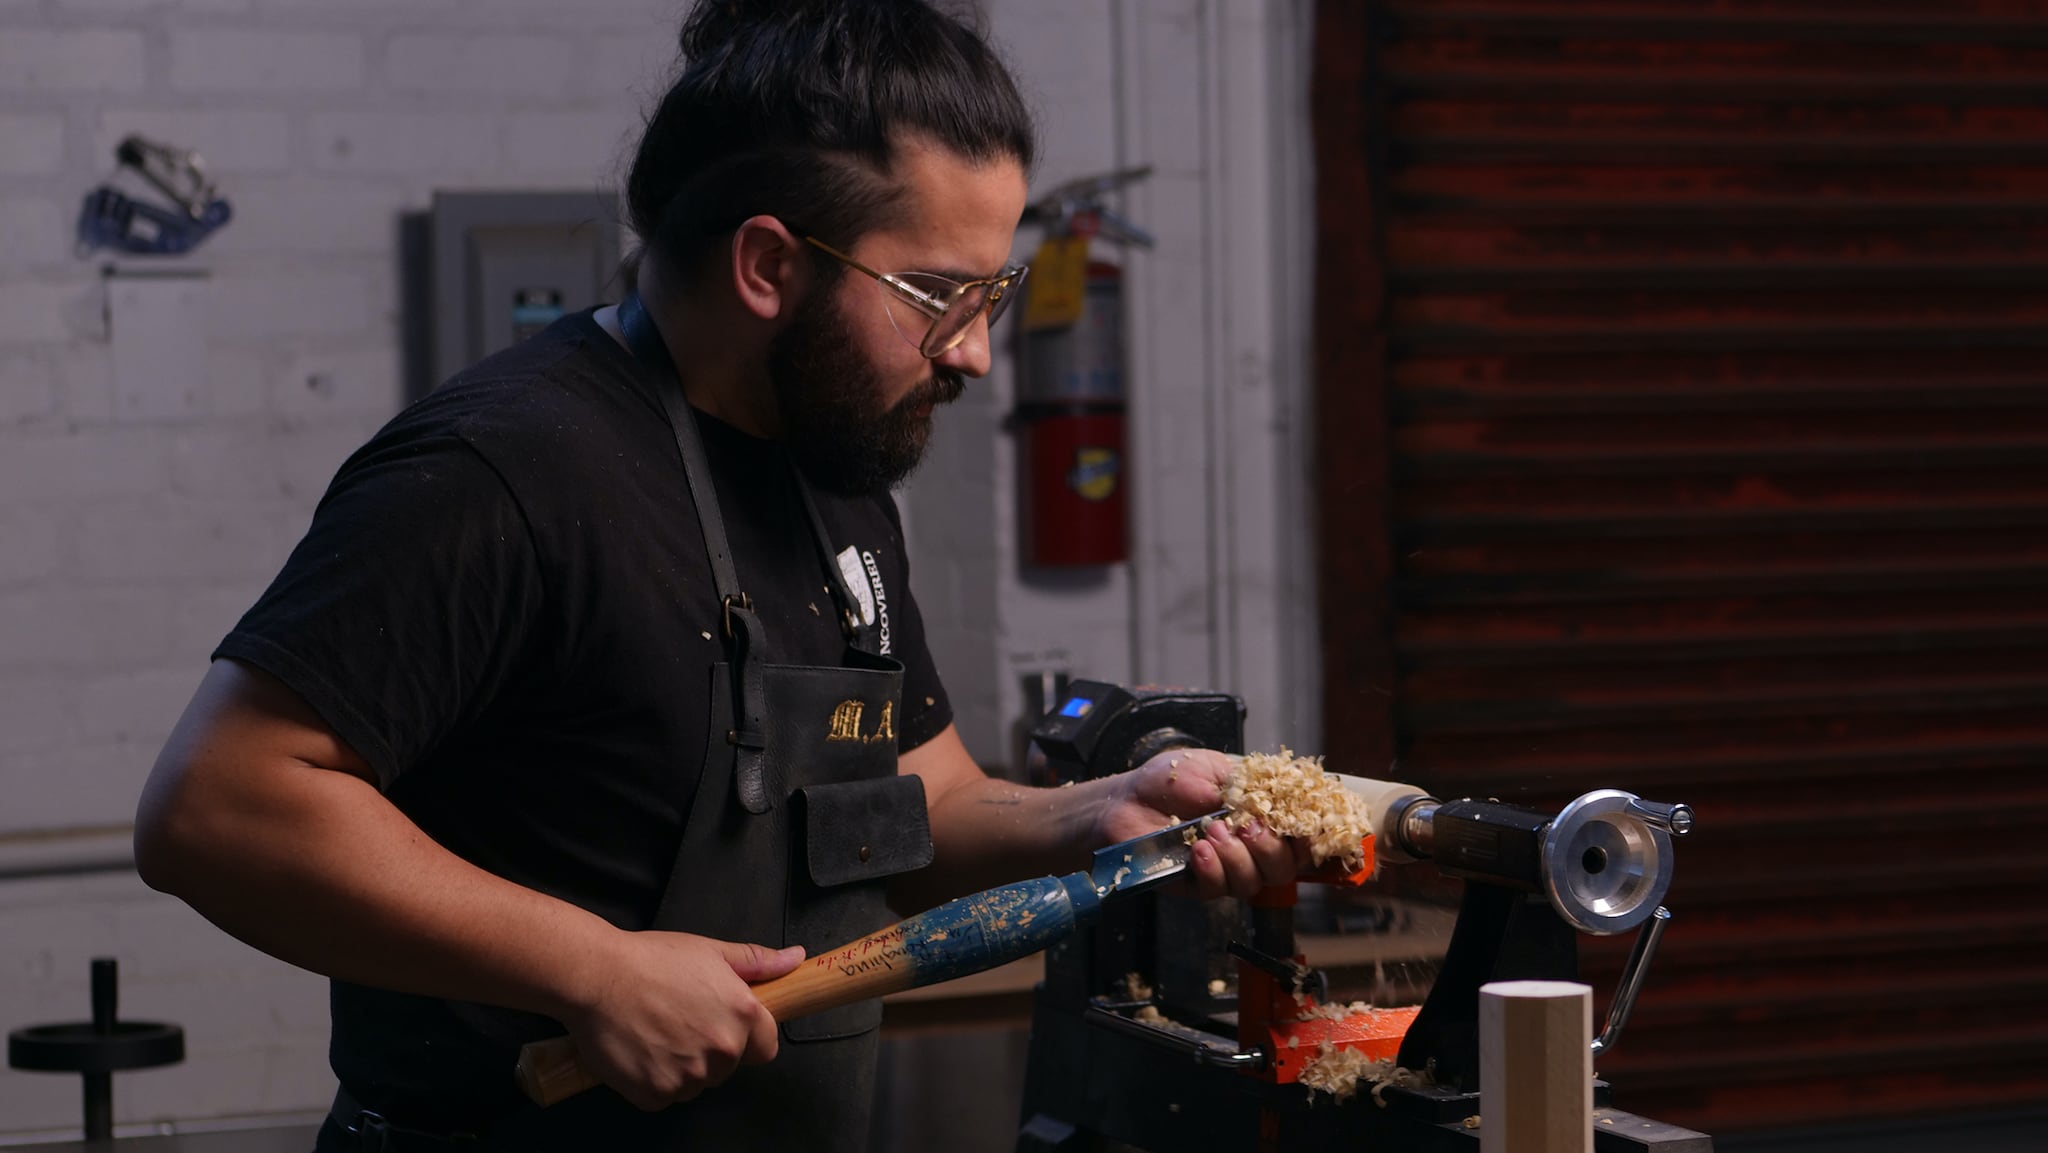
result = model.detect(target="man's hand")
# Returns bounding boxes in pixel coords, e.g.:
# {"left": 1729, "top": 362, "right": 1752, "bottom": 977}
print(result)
{"left": 1093, "top": 748, "right": 1307, "bottom": 900}
{"left": 560, "top": 932, "right": 804, "bottom": 1111}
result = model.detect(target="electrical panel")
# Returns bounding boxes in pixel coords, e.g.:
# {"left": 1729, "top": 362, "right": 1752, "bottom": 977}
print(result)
{"left": 429, "top": 191, "right": 622, "bottom": 386}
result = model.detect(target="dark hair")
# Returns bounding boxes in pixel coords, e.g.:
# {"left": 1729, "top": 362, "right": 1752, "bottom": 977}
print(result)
{"left": 624, "top": 0, "right": 1037, "bottom": 289}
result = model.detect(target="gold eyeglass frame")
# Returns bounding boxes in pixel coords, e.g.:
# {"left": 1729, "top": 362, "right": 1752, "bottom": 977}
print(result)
{"left": 804, "top": 235, "right": 1028, "bottom": 358}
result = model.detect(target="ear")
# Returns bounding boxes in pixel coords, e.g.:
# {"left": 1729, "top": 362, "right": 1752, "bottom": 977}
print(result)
{"left": 728, "top": 215, "right": 809, "bottom": 322}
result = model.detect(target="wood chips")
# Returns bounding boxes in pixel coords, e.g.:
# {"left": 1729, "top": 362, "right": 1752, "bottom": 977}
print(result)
{"left": 1222, "top": 748, "right": 1372, "bottom": 872}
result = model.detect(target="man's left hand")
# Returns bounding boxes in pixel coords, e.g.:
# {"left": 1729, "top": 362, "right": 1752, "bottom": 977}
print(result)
{"left": 1092, "top": 748, "right": 1307, "bottom": 900}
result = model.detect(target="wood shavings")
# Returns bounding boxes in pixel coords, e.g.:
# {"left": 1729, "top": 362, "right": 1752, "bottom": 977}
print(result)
{"left": 1295, "top": 999, "right": 1376, "bottom": 1022}
{"left": 1297, "top": 1042, "right": 1428, "bottom": 1106}
{"left": 1223, "top": 747, "right": 1371, "bottom": 871}
{"left": 1116, "top": 972, "right": 1155, "bottom": 1002}
{"left": 1134, "top": 1005, "right": 1165, "bottom": 1024}
{"left": 1298, "top": 1043, "right": 1386, "bottom": 1103}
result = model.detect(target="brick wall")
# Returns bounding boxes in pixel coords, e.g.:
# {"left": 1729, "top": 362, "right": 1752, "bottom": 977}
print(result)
{"left": 0, "top": 0, "right": 675, "bottom": 1133}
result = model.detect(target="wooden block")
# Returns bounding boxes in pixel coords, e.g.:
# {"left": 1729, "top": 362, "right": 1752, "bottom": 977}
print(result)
{"left": 1480, "top": 979, "right": 1592, "bottom": 1153}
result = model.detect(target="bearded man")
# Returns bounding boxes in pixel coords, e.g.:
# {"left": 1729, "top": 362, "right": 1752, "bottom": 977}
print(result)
{"left": 135, "top": 2, "right": 1305, "bottom": 1149}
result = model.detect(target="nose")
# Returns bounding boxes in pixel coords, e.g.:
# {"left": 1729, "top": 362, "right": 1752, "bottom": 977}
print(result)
{"left": 934, "top": 312, "right": 994, "bottom": 379}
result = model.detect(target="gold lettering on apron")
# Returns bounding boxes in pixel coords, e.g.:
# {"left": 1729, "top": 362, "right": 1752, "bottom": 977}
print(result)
{"left": 870, "top": 700, "right": 894, "bottom": 744}
{"left": 827, "top": 699, "right": 865, "bottom": 741}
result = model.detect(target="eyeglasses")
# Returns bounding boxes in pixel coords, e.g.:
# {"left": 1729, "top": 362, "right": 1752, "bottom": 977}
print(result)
{"left": 804, "top": 235, "right": 1028, "bottom": 358}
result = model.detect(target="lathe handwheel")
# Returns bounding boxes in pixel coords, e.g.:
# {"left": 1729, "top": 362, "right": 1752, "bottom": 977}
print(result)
{"left": 1541, "top": 789, "right": 1675, "bottom": 935}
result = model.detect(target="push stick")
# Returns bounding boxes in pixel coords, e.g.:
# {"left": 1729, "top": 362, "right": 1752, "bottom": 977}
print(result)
{"left": 1479, "top": 980, "right": 1593, "bottom": 1153}
{"left": 515, "top": 873, "right": 1101, "bottom": 1106}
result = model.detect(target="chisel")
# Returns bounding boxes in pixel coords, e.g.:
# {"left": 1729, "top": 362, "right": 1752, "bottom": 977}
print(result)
{"left": 514, "top": 809, "right": 1228, "bottom": 1106}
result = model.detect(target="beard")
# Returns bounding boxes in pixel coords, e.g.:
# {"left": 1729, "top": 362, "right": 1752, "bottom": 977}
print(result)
{"left": 768, "top": 284, "right": 966, "bottom": 496}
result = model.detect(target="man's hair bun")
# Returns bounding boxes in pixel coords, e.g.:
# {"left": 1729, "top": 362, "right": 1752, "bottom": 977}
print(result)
{"left": 623, "top": 0, "right": 1034, "bottom": 289}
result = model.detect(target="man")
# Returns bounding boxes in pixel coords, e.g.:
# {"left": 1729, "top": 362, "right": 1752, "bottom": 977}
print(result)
{"left": 135, "top": 2, "right": 1305, "bottom": 1149}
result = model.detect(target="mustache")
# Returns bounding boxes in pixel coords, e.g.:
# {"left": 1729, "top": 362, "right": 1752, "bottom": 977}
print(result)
{"left": 903, "top": 369, "right": 967, "bottom": 412}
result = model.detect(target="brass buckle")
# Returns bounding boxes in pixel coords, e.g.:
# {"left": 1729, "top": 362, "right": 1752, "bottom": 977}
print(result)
{"left": 722, "top": 591, "right": 753, "bottom": 640}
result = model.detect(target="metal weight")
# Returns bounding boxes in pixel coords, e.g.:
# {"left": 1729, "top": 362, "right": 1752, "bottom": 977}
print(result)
{"left": 8, "top": 958, "right": 184, "bottom": 1140}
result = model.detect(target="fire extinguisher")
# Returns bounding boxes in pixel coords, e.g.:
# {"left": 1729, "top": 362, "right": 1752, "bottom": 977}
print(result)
{"left": 1014, "top": 167, "right": 1155, "bottom": 568}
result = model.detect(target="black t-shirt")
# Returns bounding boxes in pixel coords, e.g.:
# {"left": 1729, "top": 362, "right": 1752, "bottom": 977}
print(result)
{"left": 214, "top": 309, "right": 951, "bottom": 1115}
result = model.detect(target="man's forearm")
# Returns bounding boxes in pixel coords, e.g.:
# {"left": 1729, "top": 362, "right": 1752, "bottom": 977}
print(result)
{"left": 896, "top": 727, "right": 1249, "bottom": 912}
{"left": 888, "top": 772, "right": 1134, "bottom": 910}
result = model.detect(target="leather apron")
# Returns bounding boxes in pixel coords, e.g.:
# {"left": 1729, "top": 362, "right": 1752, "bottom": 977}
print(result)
{"left": 320, "top": 295, "right": 933, "bottom": 1152}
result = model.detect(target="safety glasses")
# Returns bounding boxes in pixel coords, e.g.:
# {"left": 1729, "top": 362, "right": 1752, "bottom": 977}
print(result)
{"left": 804, "top": 235, "right": 1028, "bottom": 358}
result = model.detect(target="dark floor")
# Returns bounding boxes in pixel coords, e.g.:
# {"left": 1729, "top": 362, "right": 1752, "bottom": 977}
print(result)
{"left": 6, "top": 1098, "right": 2042, "bottom": 1151}
{"left": 6, "top": 1129, "right": 317, "bottom": 1153}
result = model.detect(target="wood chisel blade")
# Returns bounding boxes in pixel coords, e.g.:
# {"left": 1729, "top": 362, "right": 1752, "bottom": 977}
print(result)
{"left": 1085, "top": 808, "right": 1229, "bottom": 900}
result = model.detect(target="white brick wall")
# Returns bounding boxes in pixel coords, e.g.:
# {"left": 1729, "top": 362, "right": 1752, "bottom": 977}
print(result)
{"left": 0, "top": 281, "right": 87, "bottom": 344}
{"left": 0, "top": 114, "right": 68, "bottom": 175}
{"left": 307, "top": 110, "right": 502, "bottom": 174}
{"left": 166, "top": 29, "right": 367, "bottom": 92}
{"left": 0, "top": 0, "right": 685, "bottom": 1132}
{"left": 0, "top": 348, "right": 60, "bottom": 424}
{"left": 0, "top": 197, "right": 71, "bottom": 268}
{"left": 0, "top": 29, "right": 148, "bottom": 93}
{"left": 383, "top": 34, "right": 574, "bottom": 98}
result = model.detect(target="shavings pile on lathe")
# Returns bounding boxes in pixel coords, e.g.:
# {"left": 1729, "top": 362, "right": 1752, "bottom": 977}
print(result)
{"left": 1297, "top": 1043, "right": 1428, "bottom": 1106}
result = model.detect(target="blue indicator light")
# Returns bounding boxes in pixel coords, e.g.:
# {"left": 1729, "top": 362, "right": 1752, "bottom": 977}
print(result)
{"left": 1060, "top": 697, "right": 1093, "bottom": 718}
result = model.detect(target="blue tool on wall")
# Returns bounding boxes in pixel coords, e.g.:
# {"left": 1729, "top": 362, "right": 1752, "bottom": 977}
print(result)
{"left": 76, "top": 135, "right": 233, "bottom": 256}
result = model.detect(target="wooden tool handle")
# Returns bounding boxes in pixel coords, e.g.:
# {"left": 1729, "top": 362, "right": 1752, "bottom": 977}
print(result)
{"left": 515, "top": 874, "right": 1087, "bottom": 1106}
{"left": 514, "top": 1035, "right": 597, "bottom": 1107}
{"left": 510, "top": 919, "right": 922, "bottom": 1107}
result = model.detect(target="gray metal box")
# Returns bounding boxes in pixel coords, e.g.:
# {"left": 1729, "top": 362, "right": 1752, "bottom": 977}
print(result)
{"left": 429, "top": 191, "right": 622, "bottom": 386}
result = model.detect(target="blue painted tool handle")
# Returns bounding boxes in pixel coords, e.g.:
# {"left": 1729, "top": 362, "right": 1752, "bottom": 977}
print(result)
{"left": 517, "top": 873, "right": 1100, "bottom": 1106}
{"left": 754, "top": 872, "right": 1098, "bottom": 1021}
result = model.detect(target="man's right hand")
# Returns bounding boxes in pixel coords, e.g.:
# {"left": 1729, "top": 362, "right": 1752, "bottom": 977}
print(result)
{"left": 559, "top": 932, "right": 805, "bottom": 1111}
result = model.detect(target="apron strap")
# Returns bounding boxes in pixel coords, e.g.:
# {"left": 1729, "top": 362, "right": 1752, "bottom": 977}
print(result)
{"left": 791, "top": 470, "right": 880, "bottom": 654}
{"left": 619, "top": 293, "right": 772, "bottom": 810}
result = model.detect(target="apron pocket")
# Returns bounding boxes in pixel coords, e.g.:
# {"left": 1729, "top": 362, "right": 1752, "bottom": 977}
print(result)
{"left": 783, "top": 775, "right": 934, "bottom": 1042}
{"left": 800, "top": 775, "right": 933, "bottom": 886}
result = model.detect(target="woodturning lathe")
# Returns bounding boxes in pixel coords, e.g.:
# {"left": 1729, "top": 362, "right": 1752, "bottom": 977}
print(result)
{"left": 1014, "top": 678, "right": 1713, "bottom": 1153}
